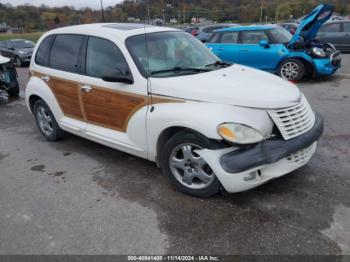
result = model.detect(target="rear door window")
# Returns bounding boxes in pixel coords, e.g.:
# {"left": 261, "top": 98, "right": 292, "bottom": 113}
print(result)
{"left": 343, "top": 23, "right": 350, "bottom": 32}
{"left": 85, "top": 36, "right": 129, "bottom": 79}
{"left": 49, "top": 34, "right": 84, "bottom": 73}
{"left": 241, "top": 31, "right": 269, "bottom": 44}
{"left": 208, "top": 33, "right": 221, "bottom": 43}
{"left": 320, "top": 23, "right": 341, "bottom": 32}
{"left": 221, "top": 32, "right": 239, "bottom": 43}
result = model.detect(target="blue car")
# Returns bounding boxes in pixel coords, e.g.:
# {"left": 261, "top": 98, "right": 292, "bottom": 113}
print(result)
{"left": 206, "top": 4, "right": 341, "bottom": 80}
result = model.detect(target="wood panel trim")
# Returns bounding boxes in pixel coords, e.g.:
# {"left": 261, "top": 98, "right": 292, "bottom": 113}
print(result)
{"left": 30, "top": 70, "right": 185, "bottom": 133}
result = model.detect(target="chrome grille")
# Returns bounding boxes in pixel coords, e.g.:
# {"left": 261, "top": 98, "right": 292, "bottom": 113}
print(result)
{"left": 287, "top": 142, "right": 316, "bottom": 165}
{"left": 268, "top": 95, "right": 315, "bottom": 140}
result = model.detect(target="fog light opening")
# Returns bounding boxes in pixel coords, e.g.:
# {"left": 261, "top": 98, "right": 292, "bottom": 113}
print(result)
{"left": 243, "top": 171, "right": 258, "bottom": 182}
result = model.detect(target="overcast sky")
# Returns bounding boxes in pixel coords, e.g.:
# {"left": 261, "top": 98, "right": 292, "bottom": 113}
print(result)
{"left": 0, "top": 0, "right": 122, "bottom": 9}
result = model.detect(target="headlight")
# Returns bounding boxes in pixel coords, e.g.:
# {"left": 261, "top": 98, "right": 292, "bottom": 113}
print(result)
{"left": 217, "top": 123, "right": 264, "bottom": 144}
{"left": 312, "top": 47, "right": 326, "bottom": 58}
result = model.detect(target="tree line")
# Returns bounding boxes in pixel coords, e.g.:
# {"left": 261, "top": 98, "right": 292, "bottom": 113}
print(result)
{"left": 0, "top": 0, "right": 349, "bottom": 32}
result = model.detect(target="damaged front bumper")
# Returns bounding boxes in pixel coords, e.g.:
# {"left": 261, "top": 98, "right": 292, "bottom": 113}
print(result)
{"left": 196, "top": 113, "right": 323, "bottom": 193}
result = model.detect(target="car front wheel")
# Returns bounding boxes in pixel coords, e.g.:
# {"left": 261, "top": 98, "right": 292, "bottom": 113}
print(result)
{"left": 278, "top": 58, "right": 305, "bottom": 81}
{"left": 160, "top": 132, "right": 221, "bottom": 197}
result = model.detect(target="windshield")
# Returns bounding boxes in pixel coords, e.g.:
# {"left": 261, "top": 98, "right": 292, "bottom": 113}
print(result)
{"left": 126, "top": 31, "right": 222, "bottom": 77}
{"left": 10, "top": 40, "right": 35, "bottom": 49}
{"left": 269, "top": 27, "right": 292, "bottom": 44}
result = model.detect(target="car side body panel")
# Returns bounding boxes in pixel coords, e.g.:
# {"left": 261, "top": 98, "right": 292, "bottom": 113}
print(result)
{"left": 146, "top": 100, "right": 274, "bottom": 161}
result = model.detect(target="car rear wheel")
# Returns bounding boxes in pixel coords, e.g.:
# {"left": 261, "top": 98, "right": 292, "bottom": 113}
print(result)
{"left": 160, "top": 132, "right": 221, "bottom": 197}
{"left": 278, "top": 59, "right": 305, "bottom": 81}
{"left": 34, "top": 100, "right": 64, "bottom": 141}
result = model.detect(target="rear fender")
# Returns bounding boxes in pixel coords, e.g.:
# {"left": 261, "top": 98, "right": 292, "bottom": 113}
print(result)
{"left": 25, "top": 76, "right": 64, "bottom": 121}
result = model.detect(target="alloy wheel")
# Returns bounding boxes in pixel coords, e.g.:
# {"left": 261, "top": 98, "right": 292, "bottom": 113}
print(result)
{"left": 36, "top": 105, "right": 54, "bottom": 137}
{"left": 169, "top": 143, "right": 215, "bottom": 190}
{"left": 281, "top": 62, "right": 300, "bottom": 80}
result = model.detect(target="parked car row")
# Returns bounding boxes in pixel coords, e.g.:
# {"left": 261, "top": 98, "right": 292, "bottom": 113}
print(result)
{"left": 183, "top": 13, "right": 350, "bottom": 54}
{"left": 0, "top": 39, "right": 35, "bottom": 67}
{"left": 207, "top": 4, "right": 342, "bottom": 81}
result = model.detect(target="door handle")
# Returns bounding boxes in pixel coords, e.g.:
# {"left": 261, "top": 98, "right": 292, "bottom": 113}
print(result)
{"left": 80, "top": 84, "right": 93, "bottom": 93}
{"left": 241, "top": 49, "right": 249, "bottom": 52}
{"left": 217, "top": 48, "right": 224, "bottom": 51}
{"left": 41, "top": 75, "right": 50, "bottom": 82}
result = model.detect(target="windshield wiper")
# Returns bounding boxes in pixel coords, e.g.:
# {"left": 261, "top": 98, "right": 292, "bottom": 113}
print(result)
{"left": 150, "top": 66, "right": 211, "bottom": 76}
{"left": 205, "top": 61, "right": 232, "bottom": 68}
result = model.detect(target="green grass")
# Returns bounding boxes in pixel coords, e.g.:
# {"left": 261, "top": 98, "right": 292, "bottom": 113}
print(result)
{"left": 0, "top": 32, "right": 44, "bottom": 43}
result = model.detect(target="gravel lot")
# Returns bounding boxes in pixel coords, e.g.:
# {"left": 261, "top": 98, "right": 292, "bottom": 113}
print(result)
{"left": 0, "top": 55, "right": 349, "bottom": 256}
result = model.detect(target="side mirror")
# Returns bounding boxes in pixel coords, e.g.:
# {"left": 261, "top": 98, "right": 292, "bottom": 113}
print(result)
{"left": 101, "top": 68, "right": 134, "bottom": 84}
{"left": 259, "top": 39, "right": 270, "bottom": 48}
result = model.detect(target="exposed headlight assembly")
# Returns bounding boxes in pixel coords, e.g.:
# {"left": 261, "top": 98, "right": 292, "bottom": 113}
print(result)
{"left": 217, "top": 123, "right": 264, "bottom": 144}
{"left": 311, "top": 47, "right": 326, "bottom": 58}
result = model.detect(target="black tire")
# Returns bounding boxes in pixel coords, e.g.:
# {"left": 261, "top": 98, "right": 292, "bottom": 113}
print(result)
{"left": 7, "top": 84, "right": 19, "bottom": 97}
{"left": 278, "top": 58, "right": 305, "bottom": 81}
{"left": 160, "top": 132, "right": 221, "bottom": 197}
{"left": 33, "top": 99, "right": 64, "bottom": 141}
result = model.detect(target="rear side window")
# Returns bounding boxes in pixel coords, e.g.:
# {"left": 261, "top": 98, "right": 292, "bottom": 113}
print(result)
{"left": 241, "top": 31, "right": 268, "bottom": 44}
{"left": 35, "top": 35, "right": 54, "bottom": 66}
{"left": 85, "top": 37, "right": 129, "bottom": 78}
{"left": 344, "top": 23, "right": 350, "bottom": 32}
{"left": 320, "top": 23, "right": 340, "bottom": 33}
{"left": 221, "top": 32, "right": 239, "bottom": 43}
{"left": 49, "top": 34, "right": 84, "bottom": 73}
{"left": 208, "top": 33, "right": 221, "bottom": 43}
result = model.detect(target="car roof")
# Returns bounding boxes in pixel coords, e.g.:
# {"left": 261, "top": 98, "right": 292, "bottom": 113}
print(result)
{"left": 324, "top": 19, "right": 350, "bottom": 24}
{"left": 216, "top": 25, "right": 280, "bottom": 32}
{"left": 8, "top": 39, "right": 32, "bottom": 42}
{"left": 278, "top": 23, "right": 298, "bottom": 26}
{"left": 44, "top": 23, "right": 179, "bottom": 41}
{"left": 202, "top": 23, "right": 238, "bottom": 28}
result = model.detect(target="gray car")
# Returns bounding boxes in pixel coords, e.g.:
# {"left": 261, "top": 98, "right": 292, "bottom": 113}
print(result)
{"left": 196, "top": 24, "right": 239, "bottom": 43}
{"left": 318, "top": 20, "right": 350, "bottom": 52}
{"left": 0, "top": 39, "right": 35, "bottom": 67}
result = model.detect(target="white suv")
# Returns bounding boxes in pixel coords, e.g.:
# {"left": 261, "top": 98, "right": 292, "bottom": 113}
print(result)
{"left": 25, "top": 24, "right": 323, "bottom": 197}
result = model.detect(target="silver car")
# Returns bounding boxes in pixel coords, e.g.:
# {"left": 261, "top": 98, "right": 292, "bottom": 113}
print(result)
{"left": 318, "top": 20, "right": 350, "bottom": 52}
{"left": 196, "top": 24, "right": 239, "bottom": 42}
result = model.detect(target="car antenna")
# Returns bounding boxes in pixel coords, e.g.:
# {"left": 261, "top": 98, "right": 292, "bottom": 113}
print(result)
{"left": 144, "top": 1, "right": 153, "bottom": 108}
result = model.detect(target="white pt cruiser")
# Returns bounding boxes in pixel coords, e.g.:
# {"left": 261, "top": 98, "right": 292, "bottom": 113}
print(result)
{"left": 25, "top": 24, "right": 323, "bottom": 197}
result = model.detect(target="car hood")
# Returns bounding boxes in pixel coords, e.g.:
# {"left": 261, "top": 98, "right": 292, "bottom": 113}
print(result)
{"left": 290, "top": 4, "right": 333, "bottom": 45}
{"left": 150, "top": 64, "right": 301, "bottom": 109}
{"left": 17, "top": 47, "right": 34, "bottom": 53}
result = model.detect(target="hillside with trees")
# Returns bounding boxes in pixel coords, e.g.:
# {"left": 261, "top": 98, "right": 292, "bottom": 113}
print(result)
{"left": 0, "top": 0, "right": 349, "bottom": 32}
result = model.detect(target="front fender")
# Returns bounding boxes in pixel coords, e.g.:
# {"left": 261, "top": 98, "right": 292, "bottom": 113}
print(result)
{"left": 147, "top": 100, "right": 273, "bottom": 161}
{"left": 280, "top": 52, "right": 315, "bottom": 67}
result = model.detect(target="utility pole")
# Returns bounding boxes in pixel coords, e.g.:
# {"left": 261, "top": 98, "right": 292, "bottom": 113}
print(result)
{"left": 259, "top": 1, "right": 264, "bottom": 24}
{"left": 146, "top": 0, "right": 151, "bottom": 24}
{"left": 100, "top": 0, "right": 105, "bottom": 22}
